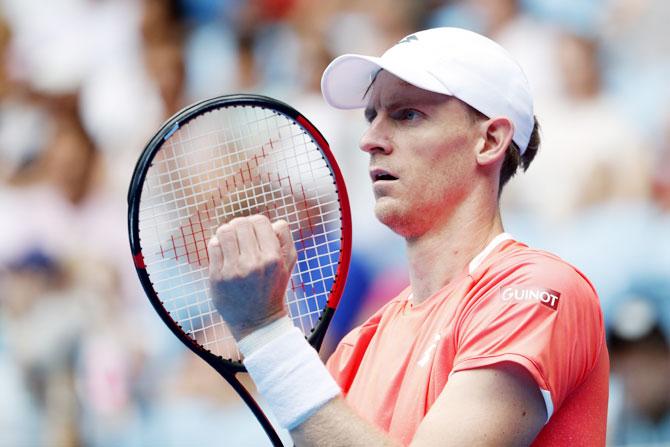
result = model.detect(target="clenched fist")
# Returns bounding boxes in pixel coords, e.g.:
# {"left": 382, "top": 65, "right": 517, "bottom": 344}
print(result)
{"left": 208, "top": 215, "right": 297, "bottom": 340}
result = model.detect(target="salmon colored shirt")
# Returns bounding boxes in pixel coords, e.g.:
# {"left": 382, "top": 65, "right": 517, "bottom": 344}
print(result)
{"left": 327, "top": 234, "right": 609, "bottom": 446}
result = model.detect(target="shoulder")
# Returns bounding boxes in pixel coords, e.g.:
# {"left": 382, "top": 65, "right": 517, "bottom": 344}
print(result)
{"left": 453, "top": 241, "right": 606, "bottom": 412}
{"left": 462, "top": 240, "right": 605, "bottom": 350}
{"left": 476, "top": 241, "right": 599, "bottom": 307}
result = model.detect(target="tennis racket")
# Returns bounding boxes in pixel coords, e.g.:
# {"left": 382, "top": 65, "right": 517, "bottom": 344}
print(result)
{"left": 127, "top": 94, "right": 352, "bottom": 446}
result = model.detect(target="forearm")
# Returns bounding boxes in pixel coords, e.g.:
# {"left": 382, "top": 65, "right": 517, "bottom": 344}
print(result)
{"left": 291, "top": 397, "right": 399, "bottom": 447}
{"left": 237, "top": 318, "right": 399, "bottom": 446}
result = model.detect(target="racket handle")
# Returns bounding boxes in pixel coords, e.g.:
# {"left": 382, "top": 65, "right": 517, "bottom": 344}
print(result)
{"left": 220, "top": 369, "right": 285, "bottom": 447}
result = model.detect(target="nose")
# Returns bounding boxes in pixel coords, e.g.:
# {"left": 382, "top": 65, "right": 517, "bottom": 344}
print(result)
{"left": 359, "top": 118, "right": 392, "bottom": 155}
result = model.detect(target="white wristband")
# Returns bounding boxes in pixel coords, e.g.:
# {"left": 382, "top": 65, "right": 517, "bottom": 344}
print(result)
{"left": 238, "top": 316, "right": 295, "bottom": 356}
{"left": 240, "top": 319, "right": 341, "bottom": 430}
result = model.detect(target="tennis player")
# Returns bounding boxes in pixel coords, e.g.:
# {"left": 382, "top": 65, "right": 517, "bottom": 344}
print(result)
{"left": 208, "top": 27, "right": 609, "bottom": 446}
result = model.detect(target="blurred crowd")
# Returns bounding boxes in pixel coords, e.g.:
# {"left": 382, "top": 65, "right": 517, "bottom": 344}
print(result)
{"left": 0, "top": 0, "right": 668, "bottom": 445}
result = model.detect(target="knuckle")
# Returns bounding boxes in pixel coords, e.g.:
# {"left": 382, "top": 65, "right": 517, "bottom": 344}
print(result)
{"left": 216, "top": 224, "right": 232, "bottom": 238}
{"left": 273, "top": 219, "right": 288, "bottom": 231}
{"left": 238, "top": 221, "right": 254, "bottom": 232}
{"left": 251, "top": 214, "right": 270, "bottom": 225}
{"left": 228, "top": 217, "right": 249, "bottom": 230}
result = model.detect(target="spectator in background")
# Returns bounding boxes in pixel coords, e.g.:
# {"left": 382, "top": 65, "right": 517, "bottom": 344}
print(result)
{"left": 0, "top": 96, "right": 150, "bottom": 446}
{"left": 502, "top": 30, "right": 649, "bottom": 222}
{"left": 1, "top": 96, "right": 112, "bottom": 261}
{"left": 601, "top": 0, "right": 670, "bottom": 136}
{"left": 607, "top": 279, "right": 670, "bottom": 445}
{"left": 141, "top": 0, "right": 186, "bottom": 117}
{"left": 143, "top": 37, "right": 186, "bottom": 117}
{"left": 140, "top": 0, "right": 184, "bottom": 46}
{"left": 0, "top": 15, "right": 52, "bottom": 185}
{"left": 78, "top": 0, "right": 186, "bottom": 196}
{"left": 1, "top": 250, "right": 83, "bottom": 447}
{"left": 31, "top": 96, "right": 99, "bottom": 205}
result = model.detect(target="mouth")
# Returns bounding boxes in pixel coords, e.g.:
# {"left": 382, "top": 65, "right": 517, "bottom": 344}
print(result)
{"left": 370, "top": 168, "right": 399, "bottom": 183}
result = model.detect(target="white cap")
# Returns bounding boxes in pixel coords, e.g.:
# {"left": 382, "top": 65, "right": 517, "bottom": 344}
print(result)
{"left": 321, "top": 27, "right": 534, "bottom": 154}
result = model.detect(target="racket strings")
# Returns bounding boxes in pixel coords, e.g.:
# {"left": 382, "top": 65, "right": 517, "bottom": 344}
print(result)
{"left": 138, "top": 105, "right": 343, "bottom": 361}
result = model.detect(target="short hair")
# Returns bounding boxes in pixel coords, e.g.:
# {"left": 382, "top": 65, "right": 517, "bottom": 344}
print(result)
{"left": 499, "top": 117, "right": 540, "bottom": 193}
{"left": 465, "top": 105, "right": 540, "bottom": 194}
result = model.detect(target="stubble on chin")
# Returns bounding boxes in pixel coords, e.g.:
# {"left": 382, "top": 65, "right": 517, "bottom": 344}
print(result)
{"left": 375, "top": 195, "right": 446, "bottom": 240}
{"left": 374, "top": 199, "right": 414, "bottom": 238}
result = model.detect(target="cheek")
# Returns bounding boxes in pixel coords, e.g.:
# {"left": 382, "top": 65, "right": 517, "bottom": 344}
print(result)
{"left": 412, "top": 135, "right": 474, "bottom": 188}
{"left": 431, "top": 133, "right": 473, "bottom": 163}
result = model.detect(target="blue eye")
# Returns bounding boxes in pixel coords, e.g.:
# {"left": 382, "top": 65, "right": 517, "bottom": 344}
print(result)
{"left": 401, "top": 109, "right": 420, "bottom": 121}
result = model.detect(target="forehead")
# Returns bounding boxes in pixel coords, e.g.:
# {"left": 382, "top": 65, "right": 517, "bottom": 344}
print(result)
{"left": 364, "top": 70, "right": 451, "bottom": 109}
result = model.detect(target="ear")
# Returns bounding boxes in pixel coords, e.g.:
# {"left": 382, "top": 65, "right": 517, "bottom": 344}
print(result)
{"left": 475, "top": 117, "right": 514, "bottom": 167}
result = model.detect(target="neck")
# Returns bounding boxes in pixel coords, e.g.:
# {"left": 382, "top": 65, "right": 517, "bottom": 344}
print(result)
{"left": 406, "top": 194, "right": 504, "bottom": 304}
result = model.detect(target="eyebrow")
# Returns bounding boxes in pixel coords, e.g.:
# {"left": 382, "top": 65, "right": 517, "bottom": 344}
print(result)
{"left": 363, "top": 97, "right": 424, "bottom": 123}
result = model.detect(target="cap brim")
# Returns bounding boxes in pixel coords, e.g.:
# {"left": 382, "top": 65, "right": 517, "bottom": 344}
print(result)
{"left": 321, "top": 54, "right": 382, "bottom": 109}
{"left": 321, "top": 53, "right": 453, "bottom": 110}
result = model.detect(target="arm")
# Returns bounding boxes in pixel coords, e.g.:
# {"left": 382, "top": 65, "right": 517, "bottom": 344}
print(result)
{"left": 290, "top": 362, "right": 545, "bottom": 447}
{"left": 410, "top": 363, "right": 546, "bottom": 446}
{"left": 208, "top": 216, "right": 546, "bottom": 446}
{"left": 291, "top": 397, "right": 395, "bottom": 447}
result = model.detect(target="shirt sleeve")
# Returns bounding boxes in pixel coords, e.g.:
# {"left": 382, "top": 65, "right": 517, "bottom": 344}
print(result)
{"left": 451, "top": 258, "right": 605, "bottom": 420}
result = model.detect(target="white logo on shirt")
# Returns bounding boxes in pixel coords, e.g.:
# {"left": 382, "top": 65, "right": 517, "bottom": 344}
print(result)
{"left": 499, "top": 286, "right": 561, "bottom": 310}
{"left": 417, "top": 333, "right": 442, "bottom": 367}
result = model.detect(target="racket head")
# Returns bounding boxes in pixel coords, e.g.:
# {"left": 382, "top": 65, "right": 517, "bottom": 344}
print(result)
{"left": 128, "top": 94, "right": 351, "bottom": 373}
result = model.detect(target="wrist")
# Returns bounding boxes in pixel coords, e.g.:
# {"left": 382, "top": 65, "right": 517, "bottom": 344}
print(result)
{"left": 238, "top": 315, "right": 294, "bottom": 356}
{"left": 241, "top": 323, "right": 341, "bottom": 429}
{"left": 229, "top": 311, "right": 288, "bottom": 341}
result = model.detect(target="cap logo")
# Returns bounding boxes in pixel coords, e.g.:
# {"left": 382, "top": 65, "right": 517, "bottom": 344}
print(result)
{"left": 397, "top": 34, "right": 418, "bottom": 44}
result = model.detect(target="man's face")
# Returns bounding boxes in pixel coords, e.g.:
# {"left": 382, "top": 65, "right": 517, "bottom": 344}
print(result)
{"left": 361, "top": 71, "right": 482, "bottom": 239}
